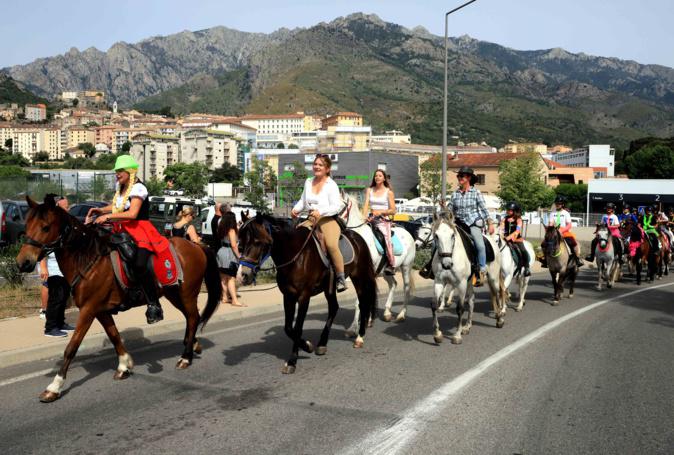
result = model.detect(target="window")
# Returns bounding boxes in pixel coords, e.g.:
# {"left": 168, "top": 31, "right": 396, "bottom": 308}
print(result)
{"left": 476, "top": 174, "right": 486, "bottom": 185}
{"left": 377, "top": 163, "right": 387, "bottom": 171}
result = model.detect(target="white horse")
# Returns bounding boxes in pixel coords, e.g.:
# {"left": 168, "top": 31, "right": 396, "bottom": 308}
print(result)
{"left": 594, "top": 225, "right": 621, "bottom": 290}
{"left": 341, "top": 194, "right": 416, "bottom": 334}
{"left": 416, "top": 219, "right": 453, "bottom": 312}
{"left": 496, "top": 236, "right": 535, "bottom": 312}
{"left": 431, "top": 212, "right": 505, "bottom": 346}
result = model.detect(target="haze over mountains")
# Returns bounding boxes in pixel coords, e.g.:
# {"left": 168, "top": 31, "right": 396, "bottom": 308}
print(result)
{"left": 4, "top": 13, "right": 674, "bottom": 147}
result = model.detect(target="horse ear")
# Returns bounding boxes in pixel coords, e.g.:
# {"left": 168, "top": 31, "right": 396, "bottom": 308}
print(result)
{"left": 26, "top": 195, "right": 39, "bottom": 209}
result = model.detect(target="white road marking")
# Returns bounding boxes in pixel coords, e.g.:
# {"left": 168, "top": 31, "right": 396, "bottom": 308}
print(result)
{"left": 342, "top": 282, "right": 674, "bottom": 455}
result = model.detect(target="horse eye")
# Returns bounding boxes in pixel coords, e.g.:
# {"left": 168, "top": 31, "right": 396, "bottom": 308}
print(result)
{"left": 42, "top": 226, "right": 50, "bottom": 233}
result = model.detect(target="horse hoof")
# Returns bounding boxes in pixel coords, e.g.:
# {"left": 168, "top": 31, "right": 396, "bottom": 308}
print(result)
{"left": 450, "top": 336, "right": 462, "bottom": 345}
{"left": 353, "top": 338, "right": 364, "bottom": 349}
{"left": 316, "top": 346, "right": 327, "bottom": 356}
{"left": 113, "top": 369, "right": 132, "bottom": 380}
{"left": 193, "top": 341, "right": 203, "bottom": 354}
{"left": 607, "top": 283, "right": 612, "bottom": 289}
{"left": 461, "top": 327, "right": 471, "bottom": 335}
{"left": 175, "top": 358, "right": 191, "bottom": 369}
{"left": 383, "top": 313, "right": 392, "bottom": 322}
{"left": 395, "top": 314, "right": 406, "bottom": 323}
{"left": 496, "top": 319, "right": 505, "bottom": 329}
{"left": 281, "top": 364, "right": 296, "bottom": 374}
{"left": 514, "top": 306, "right": 523, "bottom": 313}
{"left": 552, "top": 300, "right": 560, "bottom": 306}
{"left": 433, "top": 334, "right": 444, "bottom": 344}
{"left": 39, "top": 390, "right": 60, "bottom": 403}
{"left": 344, "top": 329, "right": 357, "bottom": 338}
{"left": 568, "top": 293, "right": 574, "bottom": 299}
{"left": 367, "top": 319, "right": 374, "bottom": 328}
{"left": 302, "top": 340, "right": 314, "bottom": 354}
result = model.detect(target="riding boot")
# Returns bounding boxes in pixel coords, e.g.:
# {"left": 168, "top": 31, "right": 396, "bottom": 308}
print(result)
{"left": 586, "top": 238, "right": 597, "bottom": 262}
{"left": 142, "top": 280, "right": 163, "bottom": 324}
{"left": 336, "top": 272, "right": 348, "bottom": 293}
{"left": 474, "top": 268, "right": 486, "bottom": 287}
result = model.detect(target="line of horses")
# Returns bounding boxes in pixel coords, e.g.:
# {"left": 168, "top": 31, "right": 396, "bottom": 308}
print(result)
{"left": 15, "top": 195, "right": 672, "bottom": 403}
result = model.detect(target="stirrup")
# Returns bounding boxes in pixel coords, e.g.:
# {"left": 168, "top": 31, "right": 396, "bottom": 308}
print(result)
{"left": 145, "top": 303, "right": 164, "bottom": 324}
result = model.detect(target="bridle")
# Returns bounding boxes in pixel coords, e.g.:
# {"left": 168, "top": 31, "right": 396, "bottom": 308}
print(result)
{"left": 435, "top": 219, "right": 456, "bottom": 268}
{"left": 416, "top": 223, "right": 433, "bottom": 249}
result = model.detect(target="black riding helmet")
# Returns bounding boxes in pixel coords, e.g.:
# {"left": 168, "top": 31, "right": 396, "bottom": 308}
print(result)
{"left": 506, "top": 201, "right": 521, "bottom": 212}
{"left": 605, "top": 202, "right": 616, "bottom": 211}
{"left": 622, "top": 204, "right": 631, "bottom": 211}
{"left": 644, "top": 205, "right": 653, "bottom": 212}
{"left": 554, "top": 195, "right": 567, "bottom": 206}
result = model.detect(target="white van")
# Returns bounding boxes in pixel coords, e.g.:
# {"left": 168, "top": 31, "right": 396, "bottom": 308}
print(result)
{"left": 200, "top": 204, "right": 258, "bottom": 243}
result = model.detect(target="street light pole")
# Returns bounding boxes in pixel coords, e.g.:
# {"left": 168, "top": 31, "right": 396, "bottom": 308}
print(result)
{"left": 442, "top": 0, "right": 478, "bottom": 203}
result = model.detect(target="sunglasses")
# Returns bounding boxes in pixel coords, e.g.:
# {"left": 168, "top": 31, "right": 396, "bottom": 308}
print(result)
{"left": 457, "top": 173, "right": 469, "bottom": 179}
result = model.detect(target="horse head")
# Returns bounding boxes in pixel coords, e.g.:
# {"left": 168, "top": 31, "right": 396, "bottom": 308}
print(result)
{"left": 16, "top": 195, "right": 72, "bottom": 272}
{"left": 596, "top": 224, "right": 610, "bottom": 250}
{"left": 415, "top": 220, "right": 433, "bottom": 249}
{"left": 434, "top": 211, "right": 457, "bottom": 270}
{"left": 543, "top": 225, "right": 562, "bottom": 257}
{"left": 339, "top": 192, "right": 363, "bottom": 228}
{"left": 237, "top": 213, "right": 274, "bottom": 286}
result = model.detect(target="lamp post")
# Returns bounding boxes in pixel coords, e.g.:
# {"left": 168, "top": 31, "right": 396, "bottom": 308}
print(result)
{"left": 442, "top": 0, "right": 478, "bottom": 203}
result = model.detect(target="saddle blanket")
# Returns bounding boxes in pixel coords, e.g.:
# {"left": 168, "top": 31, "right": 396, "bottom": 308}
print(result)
{"left": 374, "top": 233, "right": 404, "bottom": 256}
{"left": 111, "top": 243, "right": 183, "bottom": 291}
{"left": 312, "top": 234, "right": 355, "bottom": 269}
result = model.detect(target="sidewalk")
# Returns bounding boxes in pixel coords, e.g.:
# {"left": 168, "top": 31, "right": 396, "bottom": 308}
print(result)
{"left": 0, "top": 272, "right": 430, "bottom": 368}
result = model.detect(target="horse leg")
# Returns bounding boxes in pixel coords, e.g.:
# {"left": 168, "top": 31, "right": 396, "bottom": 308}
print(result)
{"left": 382, "top": 275, "right": 396, "bottom": 322}
{"left": 175, "top": 292, "right": 200, "bottom": 370}
{"left": 596, "top": 261, "right": 603, "bottom": 291}
{"left": 96, "top": 313, "right": 134, "bottom": 380}
{"left": 345, "top": 299, "right": 360, "bottom": 338}
{"left": 550, "top": 270, "right": 560, "bottom": 305}
{"left": 395, "top": 265, "right": 411, "bottom": 322}
{"left": 636, "top": 257, "right": 642, "bottom": 285}
{"left": 39, "top": 308, "right": 96, "bottom": 402}
{"left": 432, "top": 281, "right": 444, "bottom": 344}
{"left": 316, "top": 291, "right": 339, "bottom": 356}
{"left": 282, "top": 294, "right": 299, "bottom": 374}
{"left": 459, "top": 282, "right": 473, "bottom": 336}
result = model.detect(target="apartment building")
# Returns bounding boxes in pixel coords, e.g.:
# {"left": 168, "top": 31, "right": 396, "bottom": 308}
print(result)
{"left": 321, "top": 112, "right": 363, "bottom": 129}
{"left": 12, "top": 128, "right": 42, "bottom": 160}
{"left": 239, "top": 113, "right": 304, "bottom": 135}
{"left": 317, "top": 125, "right": 371, "bottom": 153}
{"left": 181, "top": 129, "right": 240, "bottom": 171}
{"left": 24, "top": 104, "right": 47, "bottom": 122}
{"left": 95, "top": 125, "right": 116, "bottom": 148}
{"left": 130, "top": 134, "right": 180, "bottom": 180}
{"left": 42, "top": 128, "right": 62, "bottom": 160}
{"left": 370, "top": 130, "right": 411, "bottom": 144}
{"left": 502, "top": 142, "right": 548, "bottom": 154}
{"left": 66, "top": 127, "right": 96, "bottom": 149}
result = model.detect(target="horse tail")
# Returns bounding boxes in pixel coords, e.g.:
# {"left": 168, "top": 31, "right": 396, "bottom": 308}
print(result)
{"left": 199, "top": 245, "right": 223, "bottom": 331}
{"left": 361, "top": 240, "right": 379, "bottom": 322}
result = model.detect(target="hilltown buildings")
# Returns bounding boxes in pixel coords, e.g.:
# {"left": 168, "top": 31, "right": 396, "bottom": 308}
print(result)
{"left": 24, "top": 104, "right": 47, "bottom": 122}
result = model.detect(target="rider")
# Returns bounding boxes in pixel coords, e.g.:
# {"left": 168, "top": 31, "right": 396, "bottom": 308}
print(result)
{"left": 586, "top": 202, "right": 623, "bottom": 263}
{"left": 291, "top": 154, "right": 348, "bottom": 292}
{"left": 544, "top": 195, "right": 584, "bottom": 267}
{"left": 640, "top": 206, "right": 660, "bottom": 253}
{"left": 499, "top": 202, "right": 531, "bottom": 277}
{"left": 88, "top": 155, "right": 167, "bottom": 324}
{"left": 362, "top": 169, "right": 397, "bottom": 275}
{"left": 656, "top": 208, "right": 674, "bottom": 248}
{"left": 618, "top": 204, "right": 638, "bottom": 225}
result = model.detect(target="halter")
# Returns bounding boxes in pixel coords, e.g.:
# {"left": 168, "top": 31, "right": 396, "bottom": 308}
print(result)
{"left": 435, "top": 218, "right": 457, "bottom": 265}
{"left": 238, "top": 218, "right": 273, "bottom": 275}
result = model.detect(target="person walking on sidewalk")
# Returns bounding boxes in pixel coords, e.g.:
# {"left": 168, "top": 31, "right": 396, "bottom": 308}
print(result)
{"left": 171, "top": 206, "right": 201, "bottom": 243}
{"left": 217, "top": 211, "right": 245, "bottom": 307}
{"left": 39, "top": 195, "right": 74, "bottom": 337}
{"left": 362, "top": 169, "right": 397, "bottom": 275}
{"left": 291, "top": 154, "right": 348, "bottom": 292}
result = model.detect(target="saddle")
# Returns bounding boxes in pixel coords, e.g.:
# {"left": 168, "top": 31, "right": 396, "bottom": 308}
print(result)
{"left": 311, "top": 231, "right": 355, "bottom": 269}
{"left": 455, "top": 222, "right": 495, "bottom": 276}
{"left": 370, "top": 224, "right": 404, "bottom": 256}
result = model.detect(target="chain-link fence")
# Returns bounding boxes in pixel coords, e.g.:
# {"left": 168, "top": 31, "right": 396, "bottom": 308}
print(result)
{"left": 0, "top": 171, "right": 116, "bottom": 203}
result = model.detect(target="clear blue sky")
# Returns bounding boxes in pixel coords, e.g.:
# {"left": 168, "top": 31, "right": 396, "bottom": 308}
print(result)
{"left": 1, "top": 0, "right": 673, "bottom": 68}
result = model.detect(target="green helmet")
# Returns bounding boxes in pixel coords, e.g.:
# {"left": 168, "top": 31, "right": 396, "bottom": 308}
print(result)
{"left": 113, "top": 154, "right": 139, "bottom": 171}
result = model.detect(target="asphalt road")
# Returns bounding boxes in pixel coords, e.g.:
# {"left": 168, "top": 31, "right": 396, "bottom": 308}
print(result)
{"left": 1, "top": 269, "right": 673, "bottom": 455}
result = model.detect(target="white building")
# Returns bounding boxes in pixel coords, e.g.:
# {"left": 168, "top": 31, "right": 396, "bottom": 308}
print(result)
{"left": 551, "top": 144, "right": 615, "bottom": 177}
{"left": 239, "top": 113, "right": 304, "bottom": 136}
{"left": 370, "top": 130, "right": 412, "bottom": 144}
{"left": 12, "top": 128, "right": 42, "bottom": 160}
{"left": 130, "top": 134, "right": 180, "bottom": 181}
{"left": 181, "top": 129, "right": 240, "bottom": 171}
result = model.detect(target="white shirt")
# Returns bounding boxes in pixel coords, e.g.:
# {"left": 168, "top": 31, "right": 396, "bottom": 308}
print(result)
{"left": 369, "top": 188, "right": 390, "bottom": 211}
{"left": 293, "top": 177, "right": 343, "bottom": 217}
{"left": 114, "top": 182, "right": 148, "bottom": 212}
{"left": 601, "top": 213, "right": 620, "bottom": 226}
{"left": 38, "top": 252, "right": 63, "bottom": 277}
{"left": 549, "top": 209, "right": 571, "bottom": 228}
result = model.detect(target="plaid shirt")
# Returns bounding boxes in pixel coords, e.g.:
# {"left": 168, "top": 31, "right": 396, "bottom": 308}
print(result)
{"left": 451, "top": 187, "right": 490, "bottom": 226}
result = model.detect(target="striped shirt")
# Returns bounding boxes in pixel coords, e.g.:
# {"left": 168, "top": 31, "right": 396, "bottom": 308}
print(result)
{"left": 451, "top": 187, "right": 489, "bottom": 227}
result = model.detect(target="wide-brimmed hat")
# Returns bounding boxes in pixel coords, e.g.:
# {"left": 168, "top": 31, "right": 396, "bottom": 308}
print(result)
{"left": 455, "top": 166, "right": 477, "bottom": 185}
{"left": 113, "top": 154, "right": 139, "bottom": 171}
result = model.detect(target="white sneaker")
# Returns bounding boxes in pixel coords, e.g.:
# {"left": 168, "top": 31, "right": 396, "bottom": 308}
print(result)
{"left": 39, "top": 310, "right": 46, "bottom": 320}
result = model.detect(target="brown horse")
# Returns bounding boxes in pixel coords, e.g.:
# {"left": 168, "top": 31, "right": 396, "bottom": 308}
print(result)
{"left": 623, "top": 219, "right": 651, "bottom": 284}
{"left": 656, "top": 231, "right": 671, "bottom": 278}
{"left": 237, "top": 214, "right": 377, "bottom": 374}
{"left": 16, "top": 196, "right": 222, "bottom": 402}
{"left": 542, "top": 226, "right": 578, "bottom": 305}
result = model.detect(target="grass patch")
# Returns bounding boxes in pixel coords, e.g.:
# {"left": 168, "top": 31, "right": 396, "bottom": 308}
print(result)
{"left": 0, "top": 285, "right": 41, "bottom": 319}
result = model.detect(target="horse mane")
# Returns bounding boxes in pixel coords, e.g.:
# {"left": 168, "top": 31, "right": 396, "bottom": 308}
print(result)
{"left": 433, "top": 210, "right": 455, "bottom": 231}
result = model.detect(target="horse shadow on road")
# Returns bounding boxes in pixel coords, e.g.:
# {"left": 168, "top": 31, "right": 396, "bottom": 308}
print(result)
{"left": 618, "top": 287, "right": 674, "bottom": 329}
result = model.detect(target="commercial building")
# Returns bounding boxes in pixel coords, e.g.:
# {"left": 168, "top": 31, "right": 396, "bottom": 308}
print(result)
{"left": 24, "top": 104, "right": 47, "bottom": 122}
{"left": 130, "top": 134, "right": 180, "bottom": 181}
{"left": 550, "top": 144, "right": 615, "bottom": 177}
{"left": 587, "top": 179, "right": 674, "bottom": 220}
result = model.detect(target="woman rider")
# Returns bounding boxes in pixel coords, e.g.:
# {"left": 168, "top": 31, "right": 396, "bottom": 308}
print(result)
{"left": 640, "top": 206, "right": 660, "bottom": 253}
{"left": 88, "top": 155, "right": 167, "bottom": 324}
{"left": 291, "top": 154, "right": 348, "bottom": 292}
{"left": 499, "top": 202, "right": 531, "bottom": 277}
{"left": 362, "top": 169, "right": 397, "bottom": 275}
{"left": 419, "top": 166, "right": 494, "bottom": 286}
{"left": 586, "top": 202, "right": 623, "bottom": 262}
{"left": 543, "top": 195, "right": 583, "bottom": 267}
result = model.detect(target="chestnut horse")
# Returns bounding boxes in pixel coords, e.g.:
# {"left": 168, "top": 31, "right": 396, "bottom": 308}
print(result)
{"left": 623, "top": 218, "right": 651, "bottom": 284}
{"left": 237, "top": 214, "right": 378, "bottom": 374}
{"left": 16, "top": 196, "right": 222, "bottom": 402}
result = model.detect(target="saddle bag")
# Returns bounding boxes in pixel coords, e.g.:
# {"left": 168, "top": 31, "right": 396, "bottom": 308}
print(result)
{"left": 110, "top": 232, "right": 138, "bottom": 263}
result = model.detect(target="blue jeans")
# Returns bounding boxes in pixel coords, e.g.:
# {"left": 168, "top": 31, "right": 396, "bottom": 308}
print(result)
{"left": 470, "top": 225, "right": 487, "bottom": 270}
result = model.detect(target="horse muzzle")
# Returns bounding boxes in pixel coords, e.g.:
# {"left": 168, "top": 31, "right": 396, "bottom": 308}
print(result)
{"left": 16, "top": 257, "right": 37, "bottom": 273}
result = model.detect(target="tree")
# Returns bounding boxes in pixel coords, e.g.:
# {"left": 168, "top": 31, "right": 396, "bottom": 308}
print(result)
{"left": 209, "top": 162, "right": 242, "bottom": 184}
{"left": 121, "top": 141, "right": 132, "bottom": 153}
{"left": 34, "top": 151, "right": 50, "bottom": 162}
{"left": 0, "top": 151, "right": 30, "bottom": 167}
{"left": 4, "top": 138, "right": 12, "bottom": 149}
{"left": 279, "top": 161, "right": 308, "bottom": 209}
{"left": 276, "top": 143, "right": 285, "bottom": 149}
{"left": 243, "top": 157, "right": 277, "bottom": 213}
{"left": 95, "top": 152, "right": 120, "bottom": 170}
{"left": 623, "top": 144, "right": 674, "bottom": 179}
{"left": 78, "top": 142, "right": 97, "bottom": 158}
{"left": 419, "top": 156, "right": 445, "bottom": 204}
{"left": 497, "top": 153, "right": 555, "bottom": 212}
{"left": 554, "top": 183, "right": 588, "bottom": 213}
{"left": 72, "top": 98, "right": 79, "bottom": 107}
{"left": 145, "top": 177, "right": 166, "bottom": 196}
{"left": 288, "top": 144, "right": 299, "bottom": 149}
{"left": 163, "top": 162, "right": 209, "bottom": 198}
{"left": 0, "top": 165, "right": 30, "bottom": 178}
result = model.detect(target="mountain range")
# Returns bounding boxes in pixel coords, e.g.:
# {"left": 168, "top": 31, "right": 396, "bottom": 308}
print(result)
{"left": 4, "top": 13, "right": 674, "bottom": 148}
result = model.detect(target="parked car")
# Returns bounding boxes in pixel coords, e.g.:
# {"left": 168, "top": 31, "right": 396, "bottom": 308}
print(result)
{"left": 69, "top": 201, "right": 108, "bottom": 223}
{"left": 148, "top": 196, "right": 208, "bottom": 237}
{"left": 1, "top": 200, "right": 30, "bottom": 244}
{"left": 200, "top": 204, "right": 257, "bottom": 245}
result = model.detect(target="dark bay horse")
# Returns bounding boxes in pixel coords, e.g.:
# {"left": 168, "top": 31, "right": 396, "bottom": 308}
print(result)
{"left": 16, "top": 196, "right": 222, "bottom": 402}
{"left": 542, "top": 226, "right": 578, "bottom": 305}
{"left": 237, "top": 214, "right": 378, "bottom": 374}
{"left": 622, "top": 218, "right": 651, "bottom": 284}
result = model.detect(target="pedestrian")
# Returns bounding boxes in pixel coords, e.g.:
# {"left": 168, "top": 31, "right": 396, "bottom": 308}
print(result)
{"left": 362, "top": 169, "right": 397, "bottom": 275}
{"left": 171, "top": 206, "right": 201, "bottom": 242}
{"left": 39, "top": 195, "right": 74, "bottom": 337}
{"left": 217, "top": 211, "right": 245, "bottom": 307}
